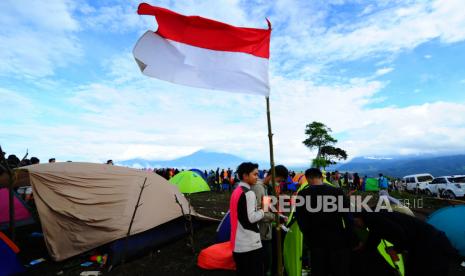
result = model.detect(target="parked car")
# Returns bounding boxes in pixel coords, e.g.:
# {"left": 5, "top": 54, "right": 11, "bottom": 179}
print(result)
{"left": 441, "top": 175, "right": 465, "bottom": 199}
{"left": 425, "top": 176, "right": 452, "bottom": 196}
{"left": 402, "top": 173, "right": 434, "bottom": 193}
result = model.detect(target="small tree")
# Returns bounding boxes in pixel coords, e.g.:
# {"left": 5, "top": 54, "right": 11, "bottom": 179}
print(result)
{"left": 303, "top": 122, "right": 347, "bottom": 168}
{"left": 320, "top": 145, "right": 348, "bottom": 167}
{"left": 303, "top": 122, "right": 337, "bottom": 159}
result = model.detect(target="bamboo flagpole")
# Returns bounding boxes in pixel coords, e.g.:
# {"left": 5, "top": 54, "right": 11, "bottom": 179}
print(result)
{"left": 266, "top": 96, "right": 283, "bottom": 275}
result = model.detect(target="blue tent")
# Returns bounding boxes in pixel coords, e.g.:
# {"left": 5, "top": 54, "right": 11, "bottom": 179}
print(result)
{"left": 189, "top": 169, "right": 207, "bottom": 181}
{"left": 216, "top": 211, "right": 230, "bottom": 243}
{"left": 104, "top": 217, "right": 205, "bottom": 267}
{"left": 426, "top": 205, "right": 465, "bottom": 257}
{"left": 0, "top": 233, "right": 24, "bottom": 276}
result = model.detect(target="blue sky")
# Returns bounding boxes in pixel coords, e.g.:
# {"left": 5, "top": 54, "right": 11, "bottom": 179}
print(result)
{"left": 1, "top": 0, "right": 465, "bottom": 165}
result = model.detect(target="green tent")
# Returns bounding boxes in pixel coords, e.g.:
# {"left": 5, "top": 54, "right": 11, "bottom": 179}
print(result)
{"left": 365, "top": 177, "right": 380, "bottom": 191}
{"left": 169, "top": 171, "right": 211, "bottom": 194}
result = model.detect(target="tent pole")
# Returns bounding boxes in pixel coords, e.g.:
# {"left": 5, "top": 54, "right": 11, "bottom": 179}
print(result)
{"left": 265, "top": 96, "right": 283, "bottom": 276}
{"left": 123, "top": 177, "right": 148, "bottom": 264}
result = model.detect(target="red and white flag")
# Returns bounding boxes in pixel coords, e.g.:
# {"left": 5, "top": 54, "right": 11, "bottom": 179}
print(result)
{"left": 133, "top": 3, "right": 271, "bottom": 96}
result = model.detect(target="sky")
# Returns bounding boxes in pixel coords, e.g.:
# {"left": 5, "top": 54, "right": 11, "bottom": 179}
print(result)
{"left": 1, "top": 0, "right": 465, "bottom": 166}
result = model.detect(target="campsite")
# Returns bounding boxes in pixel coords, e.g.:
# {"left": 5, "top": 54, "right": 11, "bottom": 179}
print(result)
{"left": 3, "top": 1, "right": 465, "bottom": 276}
{"left": 1, "top": 161, "right": 465, "bottom": 275}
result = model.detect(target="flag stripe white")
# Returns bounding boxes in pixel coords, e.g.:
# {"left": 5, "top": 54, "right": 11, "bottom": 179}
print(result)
{"left": 133, "top": 31, "right": 270, "bottom": 96}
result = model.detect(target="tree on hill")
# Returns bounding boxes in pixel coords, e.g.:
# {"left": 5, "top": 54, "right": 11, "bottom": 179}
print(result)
{"left": 320, "top": 145, "right": 348, "bottom": 166}
{"left": 302, "top": 122, "right": 348, "bottom": 168}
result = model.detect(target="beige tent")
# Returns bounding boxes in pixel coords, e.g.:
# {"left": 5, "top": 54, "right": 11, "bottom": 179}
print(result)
{"left": 14, "top": 162, "right": 199, "bottom": 261}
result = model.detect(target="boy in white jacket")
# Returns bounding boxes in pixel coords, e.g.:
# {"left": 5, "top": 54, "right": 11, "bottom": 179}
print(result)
{"left": 230, "top": 162, "right": 265, "bottom": 275}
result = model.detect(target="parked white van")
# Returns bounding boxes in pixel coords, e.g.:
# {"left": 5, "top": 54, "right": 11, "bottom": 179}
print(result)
{"left": 424, "top": 175, "right": 465, "bottom": 199}
{"left": 425, "top": 176, "right": 452, "bottom": 196}
{"left": 442, "top": 175, "right": 465, "bottom": 199}
{"left": 402, "top": 173, "right": 434, "bottom": 193}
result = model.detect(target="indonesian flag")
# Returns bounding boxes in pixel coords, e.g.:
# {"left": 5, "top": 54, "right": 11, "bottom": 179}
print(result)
{"left": 133, "top": 3, "right": 271, "bottom": 96}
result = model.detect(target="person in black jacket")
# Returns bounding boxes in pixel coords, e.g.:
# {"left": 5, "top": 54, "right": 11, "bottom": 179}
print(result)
{"left": 295, "top": 168, "right": 351, "bottom": 276}
{"left": 352, "top": 211, "right": 459, "bottom": 276}
{"left": 353, "top": 173, "right": 361, "bottom": 191}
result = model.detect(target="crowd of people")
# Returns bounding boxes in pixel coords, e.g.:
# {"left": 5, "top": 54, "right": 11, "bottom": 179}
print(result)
{"left": 229, "top": 162, "right": 460, "bottom": 276}
{"left": 1, "top": 149, "right": 399, "bottom": 193}
{"left": 153, "top": 167, "right": 397, "bottom": 194}
{"left": 1, "top": 151, "right": 460, "bottom": 276}
{"left": 0, "top": 149, "right": 401, "bottom": 210}
{"left": 0, "top": 153, "right": 57, "bottom": 203}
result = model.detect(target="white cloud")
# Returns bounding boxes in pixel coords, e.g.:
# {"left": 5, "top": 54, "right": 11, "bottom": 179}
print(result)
{"left": 0, "top": 0, "right": 79, "bottom": 31}
{"left": 58, "top": 51, "right": 465, "bottom": 166}
{"left": 79, "top": 1, "right": 152, "bottom": 34}
{"left": 424, "top": 54, "right": 432, "bottom": 59}
{"left": 80, "top": 0, "right": 258, "bottom": 34}
{"left": 359, "top": 4, "right": 374, "bottom": 16}
{"left": 119, "top": 145, "right": 201, "bottom": 161}
{"left": 0, "top": 0, "right": 82, "bottom": 78}
{"left": 375, "top": 67, "right": 394, "bottom": 76}
{"left": 271, "top": 0, "right": 465, "bottom": 77}
{"left": 3, "top": 55, "right": 465, "bottom": 165}
{"left": 3, "top": 0, "right": 465, "bottom": 166}
{"left": 0, "top": 88, "right": 36, "bottom": 123}
{"left": 365, "top": 157, "right": 393, "bottom": 160}
{"left": 338, "top": 102, "right": 465, "bottom": 157}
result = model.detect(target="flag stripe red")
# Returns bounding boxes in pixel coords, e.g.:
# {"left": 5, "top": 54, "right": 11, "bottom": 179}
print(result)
{"left": 137, "top": 3, "right": 271, "bottom": 58}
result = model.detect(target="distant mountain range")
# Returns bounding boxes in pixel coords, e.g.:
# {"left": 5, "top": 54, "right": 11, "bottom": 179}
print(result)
{"left": 118, "top": 150, "right": 250, "bottom": 170}
{"left": 118, "top": 150, "right": 465, "bottom": 177}
{"left": 336, "top": 154, "right": 465, "bottom": 177}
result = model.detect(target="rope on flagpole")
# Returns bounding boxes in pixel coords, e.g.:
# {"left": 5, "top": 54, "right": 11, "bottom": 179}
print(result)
{"left": 265, "top": 96, "right": 283, "bottom": 276}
